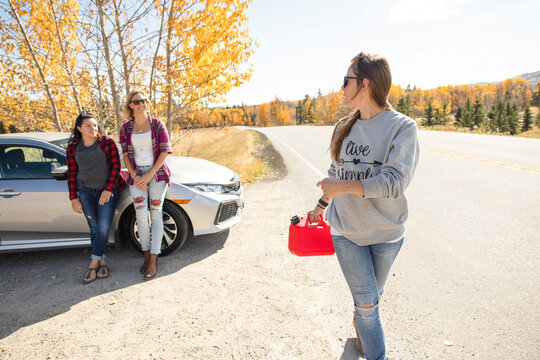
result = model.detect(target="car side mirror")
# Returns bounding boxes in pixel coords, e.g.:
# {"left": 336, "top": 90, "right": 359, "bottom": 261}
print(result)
{"left": 52, "top": 165, "right": 68, "bottom": 181}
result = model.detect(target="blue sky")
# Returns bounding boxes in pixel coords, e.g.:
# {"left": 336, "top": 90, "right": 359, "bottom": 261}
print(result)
{"left": 220, "top": 0, "right": 540, "bottom": 106}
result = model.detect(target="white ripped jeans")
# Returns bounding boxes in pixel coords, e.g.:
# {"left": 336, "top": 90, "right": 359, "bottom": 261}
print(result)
{"left": 128, "top": 165, "right": 167, "bottom": 255}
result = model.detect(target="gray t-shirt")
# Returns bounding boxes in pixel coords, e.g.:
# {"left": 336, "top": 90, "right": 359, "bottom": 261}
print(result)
{"left": 75, "top": 140, "right": 109, "bottom": 190}
{"left": 325, "top": 109, "right": 419, "bottom": 246}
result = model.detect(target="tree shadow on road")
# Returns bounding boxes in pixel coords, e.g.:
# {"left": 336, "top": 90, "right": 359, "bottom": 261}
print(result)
{"left": 0, "top": 230, "right": 229, "bottom": 340}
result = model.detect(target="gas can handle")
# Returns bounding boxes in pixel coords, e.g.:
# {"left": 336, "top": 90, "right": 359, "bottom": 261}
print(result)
{"left": 306, "top": 214, "right": 327, "bottom": 227}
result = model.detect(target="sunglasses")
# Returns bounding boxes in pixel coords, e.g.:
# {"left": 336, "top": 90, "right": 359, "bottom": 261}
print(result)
{"left": 343, "top": 76, "right": 363, "bottom": 88}
{"left": 131, "top": 98, "right": 148, "bottom": 105}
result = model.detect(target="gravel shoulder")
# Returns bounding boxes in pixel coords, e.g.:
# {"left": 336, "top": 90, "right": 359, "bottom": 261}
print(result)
{"left": 1, "top": 139, "right": 357, "bottom": 360}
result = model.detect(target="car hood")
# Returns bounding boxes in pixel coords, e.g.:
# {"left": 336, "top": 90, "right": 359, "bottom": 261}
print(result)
{"left": 167, "top": 156, "right": 237, "bottom": 185}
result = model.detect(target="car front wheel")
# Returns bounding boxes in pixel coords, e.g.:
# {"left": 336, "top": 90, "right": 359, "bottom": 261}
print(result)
{"left": 121, "top": 200, "right": 191, "bottom": 256}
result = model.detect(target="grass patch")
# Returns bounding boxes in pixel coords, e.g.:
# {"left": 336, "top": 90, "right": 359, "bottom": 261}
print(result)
{"left": 171, "top": 127, "right": 271, "bottom": 183}
{"left": 518, "top": 128, "right": 540, "bottom": 138}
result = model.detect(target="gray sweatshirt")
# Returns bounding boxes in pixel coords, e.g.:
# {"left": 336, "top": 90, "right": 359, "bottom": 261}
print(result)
{"left": 325, "top": 109, "right": 419, "bottom": 246}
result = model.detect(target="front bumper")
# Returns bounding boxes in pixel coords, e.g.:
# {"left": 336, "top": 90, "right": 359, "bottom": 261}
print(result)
{"left": 170, "top": 184, "right": 244, "bottom": 236}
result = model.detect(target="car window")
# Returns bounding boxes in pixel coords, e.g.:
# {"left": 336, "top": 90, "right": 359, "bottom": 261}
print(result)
{"left": 0, "top": 145, "right": 66, "bottom": 179}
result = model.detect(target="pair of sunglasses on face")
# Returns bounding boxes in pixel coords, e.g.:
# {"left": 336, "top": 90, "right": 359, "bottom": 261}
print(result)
{"left": 131, "top": 98, "right": 148, "bottom": 105}
{"left": 343, "top": 76, "right": 363, "bottom": 88}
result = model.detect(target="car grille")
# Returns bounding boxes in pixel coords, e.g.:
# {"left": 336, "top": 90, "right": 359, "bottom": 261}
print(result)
{"left": 215, "top": 201, "right": 239, "bottom": 224}
{"left": 222, "top": 181, "right": 241, "bottom": 193}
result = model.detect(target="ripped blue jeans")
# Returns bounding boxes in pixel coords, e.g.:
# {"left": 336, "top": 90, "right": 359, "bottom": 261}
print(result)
{"left": 332, "top": 235, "right": 404, "bottom": 360}
{"left": 78, "top": 185, "right": 119, "bottom": 260}
{"left": 128, "top": 166, "right": 168, "bottom": 255}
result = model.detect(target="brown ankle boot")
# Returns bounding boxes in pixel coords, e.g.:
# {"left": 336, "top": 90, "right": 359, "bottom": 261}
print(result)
{"left": 353, "top": 312, "right": 365, "bottom": 356}
{"left": 144, "top": 254, "right": 158, "bottom": 279}
{"left": 140, "top": 251, "right": 151, "bottom": 273}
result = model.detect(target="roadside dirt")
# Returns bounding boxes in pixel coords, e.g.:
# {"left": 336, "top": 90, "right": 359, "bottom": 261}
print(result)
{"left": 255, "top": 131, "right": 287, "bottom": 182}
{"left": 0, "top": 139, "right": 359, "bottom": 360}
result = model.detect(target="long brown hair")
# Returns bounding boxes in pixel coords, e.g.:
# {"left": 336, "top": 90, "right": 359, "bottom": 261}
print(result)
{"left": 330, "top": 52, "right": 393, "bottom": 162}
{"left": 122, "top": 89, "right": 150, "bottom": 120}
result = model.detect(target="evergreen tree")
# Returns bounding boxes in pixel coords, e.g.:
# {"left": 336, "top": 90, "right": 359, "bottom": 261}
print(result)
{"left": 491, "top": 100, "right": 510, "bottom": 133}
{"left": 506, "top": 102, "right": 519, "bottom": 135}
{"left": 522, "top": 105, "right": 532, "bottom": 132}
{"left": 472, "top": 97, "right": 485, "bottom": 129}
{"left": 488, "top": 100, "right": 507, "bottom": 133}
{"left": 422, "top": 101, "right": 434, "bottom": 126}
{"left": 460, "top": 98, "right": 474, "bottom": 130}
{"left": 434, "top": 108, "right": 441, "bottom": 125}
{"left": 397, "top": 96, "right": 405, "bottom": 114}
{"left": 536, "top": 110, "right": 540, "bottom": 129}
{"left": 397, "top": 95, "right": 412, "bottom": 117}
{"left": 296, "top": 100, "right": 304, "bottom": 124}
{"left": 454, "top": 106, "right": 463, "bottom": 126}
{"left": 440, "top": 102, "right": 450, "bottom": 125}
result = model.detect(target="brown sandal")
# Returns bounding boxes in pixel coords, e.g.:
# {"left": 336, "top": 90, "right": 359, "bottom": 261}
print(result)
{"left": 97, "top": 265, "right": 109, "bottom": 279}
{"left": 140, "top": 251, "right": 151, "bottom": 273}
{"left": 144, "top": 255, "right": 158, "bottom": 279}
{"left": 82, "top": 267, "right": 98, "bottom": 284}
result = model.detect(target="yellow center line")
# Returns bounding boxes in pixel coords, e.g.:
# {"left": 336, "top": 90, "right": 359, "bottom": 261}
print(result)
{"left": 421, "top": 147, "right": 540, "bottom": 175}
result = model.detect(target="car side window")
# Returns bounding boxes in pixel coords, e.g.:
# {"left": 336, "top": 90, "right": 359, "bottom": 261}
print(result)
{"left": 0, "top": 145, "right": 66, "bottom": 179}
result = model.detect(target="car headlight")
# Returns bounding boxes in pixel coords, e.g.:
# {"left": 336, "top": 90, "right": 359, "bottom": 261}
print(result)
{"left": 222, "top": 180, "right": 241, "bottom": 193}
{"left": 187, "top": 184, "right": 224, "bottom": 193}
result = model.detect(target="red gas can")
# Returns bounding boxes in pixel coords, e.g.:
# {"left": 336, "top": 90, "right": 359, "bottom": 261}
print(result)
{"left": 288, "top": 215, "right": 334, "bottom": 256}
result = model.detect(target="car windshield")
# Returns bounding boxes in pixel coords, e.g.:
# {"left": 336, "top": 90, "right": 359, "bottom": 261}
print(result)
{"left": 50, "top": 137, "right": 69, "bottom": 149}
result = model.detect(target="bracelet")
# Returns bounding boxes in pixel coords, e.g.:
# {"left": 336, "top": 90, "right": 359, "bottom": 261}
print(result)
{"left": 318, "top": 198, "right": 329, "bottom": 208}
{"left": 316, "top": 204, "right": 326, "bottom": 210}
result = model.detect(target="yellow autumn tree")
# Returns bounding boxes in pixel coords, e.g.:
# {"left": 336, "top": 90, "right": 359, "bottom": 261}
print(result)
{"left": 326, "top": 92, "right": 345, "bottom": 124}
{"left": 0, "top": 0, "right": 255, "bottom": 134}
{"left": 1, "top": 0, "right": 84, "bottom": 131}
{"left": 277, "top": 104, "right": 292, "bottom": 125}
{"left": 257, "top": 103, "right": 270, "bottom": 127}
{"left": 152, "top": 0, "right": 256, "bottom": 132}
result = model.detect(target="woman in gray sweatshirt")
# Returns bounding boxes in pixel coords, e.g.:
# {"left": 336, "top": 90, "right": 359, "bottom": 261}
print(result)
{"left": 308, "top": 52, "right": 419, "bottom": 360}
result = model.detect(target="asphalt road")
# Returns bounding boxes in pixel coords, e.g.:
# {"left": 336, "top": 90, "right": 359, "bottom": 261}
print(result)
{"left": 254, "top": 125, "right": 540, "bottom": 359}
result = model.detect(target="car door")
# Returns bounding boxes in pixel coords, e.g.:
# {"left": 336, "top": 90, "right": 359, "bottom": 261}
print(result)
{"left": 0, "top": 142, "right": 90, "bottom": 249}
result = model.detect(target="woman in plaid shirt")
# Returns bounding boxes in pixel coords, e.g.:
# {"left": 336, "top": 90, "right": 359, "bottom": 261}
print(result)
{"left": 119, "top": 89, "right": 172, "bottom": 280}
{"left": 67, "top": 113, "right": 123, "bottom": 284}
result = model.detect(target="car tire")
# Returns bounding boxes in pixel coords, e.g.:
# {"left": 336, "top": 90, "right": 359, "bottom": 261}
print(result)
{"left": 121, "top": 200, "right": 191, "bottom": 256}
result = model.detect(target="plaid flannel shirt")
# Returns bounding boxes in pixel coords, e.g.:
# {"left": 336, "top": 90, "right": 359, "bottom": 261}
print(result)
{"left": 67, "top": 134, "right": 124, "bottom": 200}
{"left": 119, "top": 117, "right": 172, "bottom": 186}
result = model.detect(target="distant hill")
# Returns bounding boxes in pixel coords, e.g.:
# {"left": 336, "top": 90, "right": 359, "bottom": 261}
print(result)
{"left": 513, "top": 70, "right": 540, "bottom": 85}
{"left": 470, "top": 70, "right": 539, "bottom": 87}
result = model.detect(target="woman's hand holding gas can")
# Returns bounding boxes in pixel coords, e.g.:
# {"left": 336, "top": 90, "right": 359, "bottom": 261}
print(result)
{"left": 308, "top": 205, "right": 325, "bottom": 223}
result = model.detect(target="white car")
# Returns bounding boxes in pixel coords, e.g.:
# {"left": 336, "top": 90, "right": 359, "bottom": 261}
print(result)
{"left": 0, "top": 133, "right": 243, "bottom": 255}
